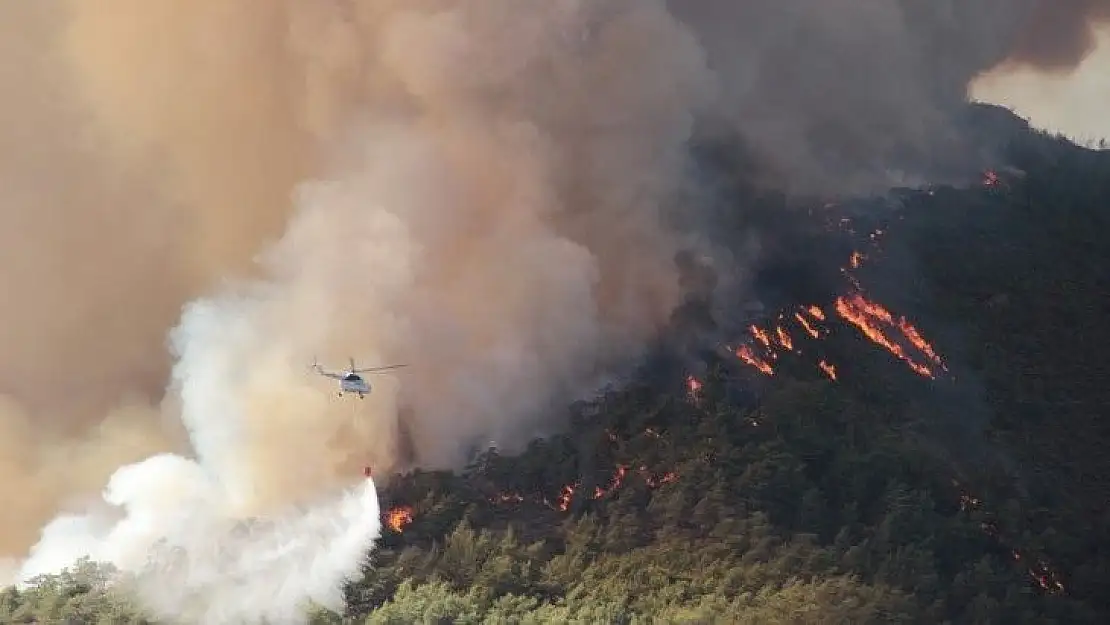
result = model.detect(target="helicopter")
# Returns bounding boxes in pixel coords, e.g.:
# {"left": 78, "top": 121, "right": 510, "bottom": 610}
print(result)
{"left": 310, "top": 357, "right": 408, "bottom": 399}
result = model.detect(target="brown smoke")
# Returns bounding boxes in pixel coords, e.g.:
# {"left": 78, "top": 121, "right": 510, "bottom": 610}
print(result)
{"left": 0, "top": 0, "right": 324, "bottom": 558}
{"left": 1, "top": 0, "right": 1106, "bottom": 565}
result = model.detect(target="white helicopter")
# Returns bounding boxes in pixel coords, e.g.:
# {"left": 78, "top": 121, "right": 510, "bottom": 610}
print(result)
{"left": 310, "top": 357, "right": 408, "bottom": 399}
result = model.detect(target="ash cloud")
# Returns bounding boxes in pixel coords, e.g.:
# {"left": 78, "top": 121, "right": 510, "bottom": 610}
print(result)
{"left": 1, "top": 1, "right": 1107, "bottom": 619}
{"left": 672, "top": 0, "right": 1110, "bottom": 195}
{"left": 1004, "top": 0, "right": 1110, "bottom": 71}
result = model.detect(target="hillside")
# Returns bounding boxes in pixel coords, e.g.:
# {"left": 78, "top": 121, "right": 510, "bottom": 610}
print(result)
{"left": 4, "top": 106, "right": 1110, "bottom": 624}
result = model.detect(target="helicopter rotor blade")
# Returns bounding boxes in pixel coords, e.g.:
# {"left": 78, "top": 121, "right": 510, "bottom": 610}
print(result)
{"left": 352, "top": 364, "right": 409, "bottom": 374}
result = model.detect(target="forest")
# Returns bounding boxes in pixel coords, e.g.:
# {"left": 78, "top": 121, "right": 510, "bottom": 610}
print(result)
{"left": 3, "top": 105, "right": 1109, "bottom": 624}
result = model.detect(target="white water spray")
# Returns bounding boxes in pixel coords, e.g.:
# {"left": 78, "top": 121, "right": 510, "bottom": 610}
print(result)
{"left": 15, "top": 452, "right": 380, "bottom": 624}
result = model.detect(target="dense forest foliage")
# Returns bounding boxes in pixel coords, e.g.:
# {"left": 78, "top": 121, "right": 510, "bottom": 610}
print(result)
{"left": 4, "top": 106, "right": 1109, "bottom": 624}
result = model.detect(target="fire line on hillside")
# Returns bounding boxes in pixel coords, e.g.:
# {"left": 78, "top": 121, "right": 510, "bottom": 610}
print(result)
{"left": 380, "top": 169, "right": 1063, "bottom": 596}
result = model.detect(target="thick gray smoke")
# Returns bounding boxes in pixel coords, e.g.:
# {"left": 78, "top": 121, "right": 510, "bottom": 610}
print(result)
{"left": 671, "top": 0, "right": 1110, "bottom": 194}
{"left": 2, "top": 1, "right": 1107, "bottom": 620}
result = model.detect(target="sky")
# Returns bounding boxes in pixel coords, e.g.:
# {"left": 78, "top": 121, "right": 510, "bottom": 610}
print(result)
{"left": 973, "top": 26, "right": 1110, "bottom": 144}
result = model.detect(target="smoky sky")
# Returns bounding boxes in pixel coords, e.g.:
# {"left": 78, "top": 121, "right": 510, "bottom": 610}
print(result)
{"left": 671, "top": 0, "right": 1110, "bottom": 194}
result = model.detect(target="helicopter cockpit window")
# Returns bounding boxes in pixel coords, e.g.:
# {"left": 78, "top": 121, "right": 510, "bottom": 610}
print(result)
{"left": 344, "top": 373, "right": 361, "bottom": 381}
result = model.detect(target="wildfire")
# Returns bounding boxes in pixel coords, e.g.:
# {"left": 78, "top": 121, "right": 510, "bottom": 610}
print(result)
{"left": 795, "top": 311, "right": 821, "bottom": 339}
{"left": 834, "top": 292, "right": 945, "bottom": 378}
{"left": 953, "top": 480, "right": 1066, "bottom": 595}
{"left": 775, "top": 326, "right": 794, "bottom": 351}
{"left": 385, "top": 505, "right": 414, "bottom": 533}
{"left": 686, "top": 376, "right": 703, "bottom": 400}
{"left": 736, "top": 344, "right": 774, "bottom": 376}
{"left": 555, "top": 484, "right": 575, "bottom": 511}
{"left": 726, "top": 252, "right": 946, "bottom": 383}
{"left": 732, "top": 306, "right": 841, "bottom": 380}
{"left": 593, "top": 465, "right": 628, "bottom": 499}
{"left": 548, "top": 464, "right": 680, "bottom": 511}
{"left": 750, "top": 325, "right": 772, "bottom": 348}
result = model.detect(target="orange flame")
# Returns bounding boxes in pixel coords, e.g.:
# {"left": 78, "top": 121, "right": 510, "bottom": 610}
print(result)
{"left": 795, "top": 312, "right": 820, "bottom": 338}
{"left": 850, "top": 251, "right": 865, "bottom": 269}
{"left": 818, "top": 360, "right": 837, "bottom": 380}
{"left": 548, "top": 465, "right": 679, "bottom": 512}
{"left": 736, "top": 344, "right": 774, "bottom": 376}
{"left": 806, "top": 305, "right": 826, "bottom": 321}
{"left": 385, "top": 505, "right": 414, "bottom": 532}
{"left": 834, "top": 293, "right": 939, "bottom": 378}
{"left": 774, "top": 326, "right": 794, "bottom": 350}
{"left": 953, "top": 479, "right": 1066, "bottom": 595}
{"left": 593, "top": 465, "right": 628, "bottom": 499}
{"left": 896, "top": 322, "right": 946, "bottom": 371}
{"left": 555, "top": 484, "right": 575, "bottom": 511}
{"left": 750, "top": 325, "right": 772, "bottom": 348}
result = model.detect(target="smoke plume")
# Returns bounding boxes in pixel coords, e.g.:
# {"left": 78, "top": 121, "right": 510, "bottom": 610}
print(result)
{"left": 2, "top": 0, "right": 1107, "bottom": 620}
{"left": 1005, "top": 0, "right": 1110, "bottom": 71}
{"left": 17, "top": 455, "right": 381, "bottom": 623}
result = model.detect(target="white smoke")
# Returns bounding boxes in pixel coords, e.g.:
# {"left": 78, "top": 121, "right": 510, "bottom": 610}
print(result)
{"left": 17, "top": 454, "right": 379, "bottom": 624}
{"left": 11, "top": 265, "right": 387, "bottom": 622}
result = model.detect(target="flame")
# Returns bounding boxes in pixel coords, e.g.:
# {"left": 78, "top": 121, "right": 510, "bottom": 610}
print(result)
{"left": 686, "top": 376, "right": 703, "bottom": 400}
{"left": 731, "top": 292, "right": 943, "bottom": 382}
{"left": 896, "top": 321, "right": 945, "bottom": 370}
{"left": 953, "top": 479, "right": 1066, "bottom": 595}
{"left": 850, "top": 251, "right": 865, "bottom": 269}
{"left": 555, "top": 484, "right": 575, "bottom": 511}
{"left": 795, "top": 312, "right": 821, "bottom": 338}
{"left": 750, "top": 325, "right": 772, "bottom": 348}
{"left": 834, "top": 293, "right": 943, "bottom": 378}
{"left": 549, "top": 465, "right": 679, "bottom": 511}
{"left": 593, "top": 465, "right": 628, "bottom": 499}
{"left": 736, "top": 344, "right": 774, "bottom": 376}
{"left": 983, "top": 169, "right": 1000, "bottom": 187}
{"left": 385, "top": 505, "right": 414, "bottom": 533}
{"left": 774, "top": 326, "right": 794, "bottom": 351}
